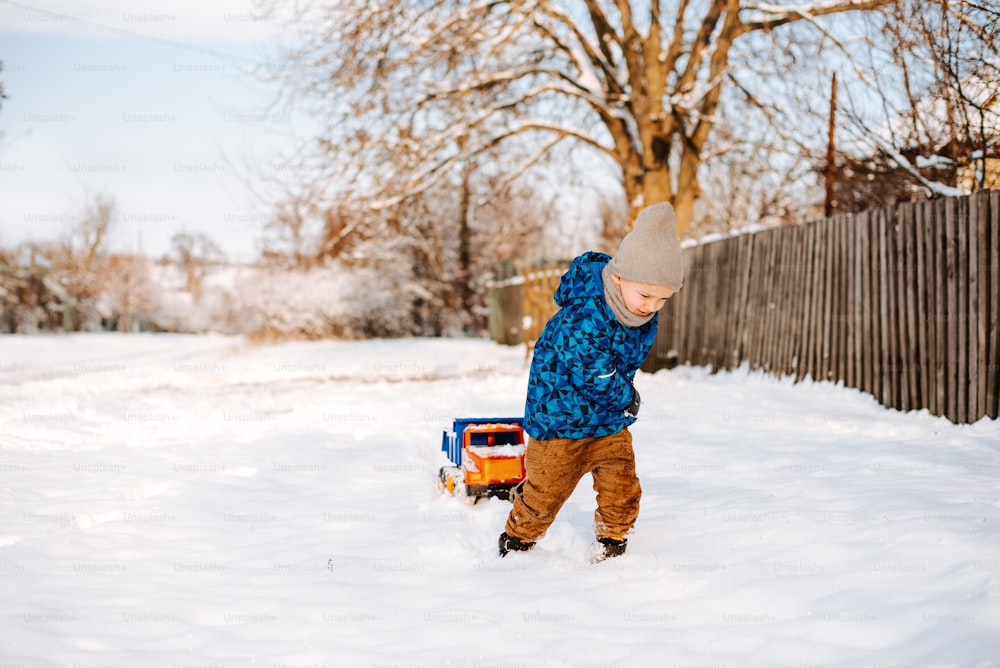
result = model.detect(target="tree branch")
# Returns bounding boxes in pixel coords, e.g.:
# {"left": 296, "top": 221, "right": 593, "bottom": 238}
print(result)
{"left": 737, "top": 0, "right": 895, "bottom": 36}
{"left": 530, "top": 0, "right": 625, "bottom": 98}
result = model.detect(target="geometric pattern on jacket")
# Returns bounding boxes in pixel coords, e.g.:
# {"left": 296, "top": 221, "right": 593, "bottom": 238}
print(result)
{"left": 524, "top": 251, "right": 658, "bottom": 440}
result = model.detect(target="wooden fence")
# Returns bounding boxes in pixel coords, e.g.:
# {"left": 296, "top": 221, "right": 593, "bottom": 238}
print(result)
{"left": 487, "top": 270, "right": 525, "bottom": 346}
{"left": 488, "top": 190, "right": 999, "bottom": 425}
{"left": 486, "top": 263, "right": 568, "bottom": 356}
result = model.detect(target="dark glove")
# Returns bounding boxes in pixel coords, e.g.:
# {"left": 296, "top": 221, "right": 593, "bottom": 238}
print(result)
{"left": 624, "top": 384, "right": 641, "bottom": 419}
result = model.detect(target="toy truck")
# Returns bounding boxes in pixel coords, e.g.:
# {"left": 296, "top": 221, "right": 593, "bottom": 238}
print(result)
{"left": 438, "top": 417, "right": 526, "bottom": 502}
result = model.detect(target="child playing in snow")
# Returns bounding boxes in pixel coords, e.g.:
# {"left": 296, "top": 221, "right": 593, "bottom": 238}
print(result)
{"left": 499, "top": 202, "right": 684, "bottom": 562}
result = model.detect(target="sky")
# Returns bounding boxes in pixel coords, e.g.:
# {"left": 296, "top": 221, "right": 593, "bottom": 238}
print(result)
{"left": 0, "top": 0, "right": 308, "bottom": 259}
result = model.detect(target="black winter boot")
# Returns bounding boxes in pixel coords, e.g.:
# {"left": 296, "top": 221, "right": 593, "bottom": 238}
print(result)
{"left": 593, "top": 536, "right": 627, "bottom": 562}
{"left": 498, "top": 531, "right": 535, "bottom": 557}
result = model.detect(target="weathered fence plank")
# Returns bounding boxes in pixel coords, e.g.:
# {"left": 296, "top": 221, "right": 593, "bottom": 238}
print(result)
{"left": 957, "top": 196, "right": 970, "bottom": 423}
{"left": 764, "top": 230, "right": 782, "bottom": 372}
{"left": 989, "top": 191, "right": 1000, "bottom": 419}
{"left": 921, "top": 200, "right": 937, "bottom": 415}
{"left": 891, "top": 206, "right": 903, "bottom": 409}
{"left": 900, "top": 204, "right": 919, "bottom": 411}
{"left": 944, "top": 197, "right": 959, "bottom": 422}
{"left": 873, "top": 210, "right": 885, "bottom": 404}
{"left": 832, "top": 216, "right": 848, "bottom": 385}
{"left": 846, "top": 212, "right": 860, "bottom": 389}
{"left": 931, "top": 199, "right": 946, "bottom": 417}
{"left": 726, "top": 234, "right": 747, "bottom": 369}
{"left": 725, "top": 241, "right": 741, "bottom": 369}
{"left": 787, "top": 223, "right": 807, "bottom": 378}
{"left": 915, "top": 200, "right": 930, "bottom": 410}
{"left": 858, "top": 211, "right": 873, "bottom": 395}
{"left": 882, "top": 207, "right": 898, "bottom": 409}
{"left": 971, "top": 191, "right": 984, "bottom": 419}
{"left": 715, "top": 241, "right": 734, "bottom": 370}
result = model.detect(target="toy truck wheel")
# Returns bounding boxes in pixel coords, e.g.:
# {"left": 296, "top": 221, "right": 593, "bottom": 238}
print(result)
{"left": 439, "top": 466, "right": 480, "bottom": 504}
{"left": 455, "top": 482, "right": 485, "bottom": 505}
{"left": 438, "top": 466, "right": 462, "bottom": 496}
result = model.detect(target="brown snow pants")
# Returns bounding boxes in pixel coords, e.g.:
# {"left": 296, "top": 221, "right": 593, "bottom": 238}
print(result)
{"left": 504, "top": 428, "right": 641, "bottom": 543}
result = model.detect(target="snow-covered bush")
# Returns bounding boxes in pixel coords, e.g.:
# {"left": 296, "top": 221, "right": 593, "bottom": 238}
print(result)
{"left": 221, "top": 262, "right": 416, "bottom": 341}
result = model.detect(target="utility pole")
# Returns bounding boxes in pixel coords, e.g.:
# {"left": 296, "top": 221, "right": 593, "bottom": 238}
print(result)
{"left": 824, "top": 73, "right": 838, "bottom": 218}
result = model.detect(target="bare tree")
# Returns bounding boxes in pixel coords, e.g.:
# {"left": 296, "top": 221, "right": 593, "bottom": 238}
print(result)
{"left": 0, "top": 247, "right": 15, "bottom": 331}
{"left": 261, "top": 195, "right": 313, "bottom": 268}
{"left": 690, "top": 95, "right": 822, "bottom": 234}
{"left": 265, "top": 0, "right": 903, "bottom": 238}
{"left": 45, "top": 194, "right": 118, "bottom": 330}
{"left": 0, "top": 244, "right": 53, "bottom": 333}
{"left": 308, "top": 167, "right": 550, "bottom": 336}
{"left": 100, "top": 253, "right": 159, "bottom": 332}
{"left": 828, "top": 0, "right": 1000, "bottom": 210}
{"left": 171, "top": 232, "right": 223, "bottom": 304}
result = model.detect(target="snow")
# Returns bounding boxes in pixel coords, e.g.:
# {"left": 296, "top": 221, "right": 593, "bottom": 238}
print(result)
{"left": 915, "top": 154, "right": 957, "bottom": 170}
{"left": 465, "top": 444, "right": 526, "bottom": 459}
{"left": 2, "top": 333, "right": 999, "bottom": 666}
{"left": 865, "top": 134, "right": 966, "bottom": 199}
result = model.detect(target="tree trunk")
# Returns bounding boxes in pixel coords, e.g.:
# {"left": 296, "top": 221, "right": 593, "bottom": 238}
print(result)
{"left": 673, "top": 146, "right": 704, "bottom": 238}
{"left": 187, "top": 265, "right": 202, "bottom": 305}
{"left": 458, "top": 162, "right": 472, "bottom": 331}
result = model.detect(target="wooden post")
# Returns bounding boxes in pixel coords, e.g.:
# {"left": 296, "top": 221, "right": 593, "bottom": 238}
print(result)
{"left": 825, "top": 74, "right": 838, "bottom": 218}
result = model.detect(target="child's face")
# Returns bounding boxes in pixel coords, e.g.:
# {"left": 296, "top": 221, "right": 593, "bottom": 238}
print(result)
{"left": 612, "top": 274, "right": 676, "bottom": 318}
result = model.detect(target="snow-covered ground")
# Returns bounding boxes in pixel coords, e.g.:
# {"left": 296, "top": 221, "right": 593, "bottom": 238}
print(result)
{"left": 1, "top": 333, "right": 998, "bottom": 667}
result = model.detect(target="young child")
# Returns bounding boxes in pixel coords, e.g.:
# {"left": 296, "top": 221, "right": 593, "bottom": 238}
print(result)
{"left": 499, "top": 202, "right": 684, "bottom": 561}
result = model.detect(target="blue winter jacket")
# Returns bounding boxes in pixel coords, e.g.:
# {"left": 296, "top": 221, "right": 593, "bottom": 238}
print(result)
{"left": 524, "top": 251, "right": 658, "bottom": 440}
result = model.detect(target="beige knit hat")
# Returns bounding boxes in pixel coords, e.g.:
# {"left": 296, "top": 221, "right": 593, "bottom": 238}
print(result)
{"left": 607, "top": 202, "right": 684, "bottom": 290}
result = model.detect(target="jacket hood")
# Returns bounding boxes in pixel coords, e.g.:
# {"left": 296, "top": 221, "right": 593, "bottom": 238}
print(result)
{"left": 554, "top": 251, "right": 610, "bottom": 307}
